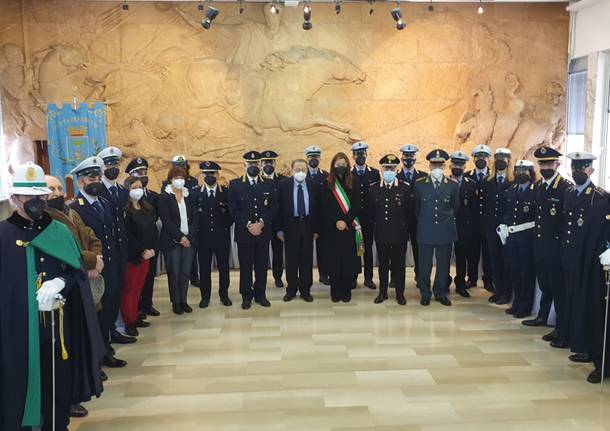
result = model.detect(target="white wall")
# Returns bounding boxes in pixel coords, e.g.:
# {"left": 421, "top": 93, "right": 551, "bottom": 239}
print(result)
{"left": 569, "top": 0, "right": 610, "bottom": 59}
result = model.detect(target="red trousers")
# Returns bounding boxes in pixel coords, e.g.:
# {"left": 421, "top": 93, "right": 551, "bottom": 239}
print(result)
{"left": 121, "top": 258, "right": 151, "bottom": 325}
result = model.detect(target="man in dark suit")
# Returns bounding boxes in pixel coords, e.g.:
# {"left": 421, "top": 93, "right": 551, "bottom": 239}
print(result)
{"left": 414, "top": 149, "right": 460, "bottom": 306}
{"left": 449, "top": 151, "right": 478, "bottom": 298}
{"left": 523, "top": 147, "right": 571, "bottom": 328}
{"left": 261, "top": 150, "right": 287, "bottom": 288}
{"left": 465, "top": 144, "right": 494, "bottom": 291}
{"left": 397, "top": 144, "right": 427, "bottom": 289}
{"left": 368, "top": 154, "right": 410, "bottom": 305}
{"left": 228, "top": 151, "right": 279, "bottom": 309}
{"left": 125, "top": 157, "right": 162, "bottom": 319}
{"left": 305, "top": 145, "right": 331, "bottom": 285}
{"left": 351, "top": 141, "right": 380, "bottom": 290}
{"left": 277, "top": 159, "right": 321, "bottom": 302}
{"left": 69, "top": 156, "right": 132, "bottom": 368}
{"left": 196, "top": 161, "right": 233, "bottom": 308}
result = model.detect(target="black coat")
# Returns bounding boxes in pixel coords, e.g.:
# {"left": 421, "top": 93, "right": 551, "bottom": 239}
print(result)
{"left": 98, "top": 182, "right": 129, "bottom": 261}
{"left": 227, "top": 175, "right": 279, "bottom": 244}
{"left": 414, "top": 176, "right": 460, "bottom": 245}
{"left": 306, "top": 169, "right": 329, "bottom": 186}
{"left": 502, "top": 182, "right": 536, "bottom": 245}
{"left": 143, "top": 188, "right": 160, "bottom": 221}
{"left": 195, "top": 185, "right": 233, "bottom": 247}
{"left": 320, "top": 177, "right": 361, "bottom": 277}
{"left": 482, "top": 176, "right": 513, "bottom": 237}
{"left": 352, "top": 166, "right": 381, "bottom": 222}
{"left": 455, "top": 177, "right": 478, "bottom": 242}
{"left": 158, "top": 189, "right": 199, "bottom": 252}
{"left": 263, "top": 173, "right": 286, "bottom": 234}
{"left": 0, "top": 213, "right": 104, "bottom": 431}
{"left": 465, "top": 168, "right": 490, "bottom": 235}
{"left": 125, "top": 206, "right": 159, "bottom": 264}
{"left": 398, "top": 168, "right": 428, "bottom": 226}
{"left": 368, "top": 180, "right": 410, "bottom": 245}
{"left": 532, "top": 174, "right": 571, "bottom": 259}
{"left": 276, "top": 177, "right": 321, "bottom": 237}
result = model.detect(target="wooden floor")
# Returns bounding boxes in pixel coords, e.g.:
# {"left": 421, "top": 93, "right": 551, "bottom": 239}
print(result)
{"left": 72, "top": 269, "right": 610, "bottom": 431}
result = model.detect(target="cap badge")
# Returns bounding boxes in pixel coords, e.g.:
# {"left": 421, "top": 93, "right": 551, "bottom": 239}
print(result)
{"left": 25, "top": 167, "right": 37, "bottom": 181}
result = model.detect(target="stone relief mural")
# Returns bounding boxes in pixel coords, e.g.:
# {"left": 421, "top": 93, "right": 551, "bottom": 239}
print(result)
{"left": 0, "top": 0, "right": 568, "bottom": 188}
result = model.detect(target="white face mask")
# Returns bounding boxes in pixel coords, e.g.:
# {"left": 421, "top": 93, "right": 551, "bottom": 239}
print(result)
{"left": 129, "top": 188, "right": 144, "bottom": 202}
{"left": 172, "top": 178, "right": 185, "bottom": 190}
{"left": 293, "top": 171, "right": 307, "bottom": 183}
{"left": 430, "top": 168, "right": 444, "bottom": 180}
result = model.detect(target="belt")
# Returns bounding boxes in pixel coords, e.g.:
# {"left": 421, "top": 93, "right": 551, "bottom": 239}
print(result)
{"left": 507, "top": 221, "right": 535, "bottom": 234}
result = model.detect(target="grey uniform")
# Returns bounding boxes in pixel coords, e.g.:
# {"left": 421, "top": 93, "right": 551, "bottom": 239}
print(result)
{"left": 414, "top": 176, "right": 460, "bottom": 299}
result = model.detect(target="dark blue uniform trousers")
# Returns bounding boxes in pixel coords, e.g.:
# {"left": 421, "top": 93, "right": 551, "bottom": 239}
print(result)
{"left": 417, "top": 242, "right": 452, "bottom": 300}
{"left": 506, "top": 239, "right": 536, "bottom": 315}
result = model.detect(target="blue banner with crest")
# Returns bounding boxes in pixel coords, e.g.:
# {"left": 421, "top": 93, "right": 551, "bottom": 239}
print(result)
{"left": 47, "top": 102, "right": 106, "bottom": 191}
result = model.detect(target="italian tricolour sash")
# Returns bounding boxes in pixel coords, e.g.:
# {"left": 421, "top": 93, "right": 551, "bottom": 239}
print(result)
{"left": 331, "top": 179, "right": 364, "bottom": 257}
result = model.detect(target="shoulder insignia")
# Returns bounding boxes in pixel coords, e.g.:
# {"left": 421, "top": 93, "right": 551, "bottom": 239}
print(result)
{"left": 530, "top": 184, "right": 534, "bottom": 190}
{"left": 553, "top": 175, "right": 561, "bottom": 189}
{"left": 78, "top": 198, "right": 84, "bottom": 206}
{"left": 416, "top": 176, "right": 427, "bottom": 183}
{"left": 585, "top": 187, "right": 592, "bottom": 195}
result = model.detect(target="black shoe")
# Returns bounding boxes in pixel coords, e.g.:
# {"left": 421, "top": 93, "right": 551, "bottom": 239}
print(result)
{"left": 420, "top": 297, "right": 431, "bottom": 306}
{"left": 396, "top": 295, "right": 406, "bottom": 305}
{"left": 256, "top": 297, "right": 271, "bottom": 307}
{"left": 505, "top": 307, "right": 515, "bottom": 315}
{"left": 199, "top": 299, "right": 209, "bottom": 309}
{"left": 569, "top": 353, "right": 591, "bottom": 363}
{"left": 275, "top": 279, "right": 284, "bottom": 288}
{"left": 495, "top": 296, "right": 511, "bottom": 305}
{"left": 108, "top": 345, "right": 115, "bottom": 356}
{"left": 146, "top": 306, "right": 160, "bottom": 317}
{"left": 103, "top": 355, "right": 127, "bottom": 368}
{"left": 283, "top": 293, "right": 295, "bottom": 302}
{"left": 374, "top": 293, "right": 385, "bottom": 304}
{"left": 522, "top": 317, "right": 547, "bottom": 327}
{"left": 341, "top": 296, "right": 351, "bottom": 303}
{"left": 331, "top": 297, "right": 340, "bottom": 303}
{"left": 587, "top": 368, "right": 603, "bottom": 384}
{"left": 550, "top": 339, "right": 569, "bottom": 349}
{"left": 172, "top": 303, "right": 184, "bottom": 315}
{"left": 488, "top": 294, "right": 498, "bottom": 303}
{"left": 220, "top": 297, "right": 233, "bottom": 307}
{"left": 436, "top": 297, "right": 452, "bottom": 306}
{"left": 320, "top": 276, "right": 331, "bottom": 286}
{"left": 111, "top": 330, "right": 136, "bottom": 344}
{"left": 191, "top": 279, "right": 200, "bottom": 287}
{"left": 138, "top": 311, "right": 147, "bottom": 321}
{"left": 241, "top": 298, "right": 252, "bottom": 310}
{"left": 484, "top": 282, "right": 495, "bottom": 293}
{"left": 136, "top": 318, "right": 150, "bottom": 328}
{"left": 542, "top": 329, "right": 558, "bottom": 342}
{"left": 301, "top": 293, "right": 314, "bottom": 302}
{"left": 100, "top": 370, "right": 108, "bottom": 382}
{"left": 125, "top": 324, "right": 139, "bottom": 337}
{"left": 364, "top": 279, "right": 377, "bottom": 290}
{"left": 70, "top": 403, "right": 89, "bottom": 418}
{"left": 456, "top": 288, "right": 470, "bottom": 298}
{"left": 182, "top": 303, "right": 193, "bottom": 313}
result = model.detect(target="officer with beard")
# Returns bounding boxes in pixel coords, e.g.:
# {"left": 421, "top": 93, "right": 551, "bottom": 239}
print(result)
{"left": 351, "top": 141, "right": 380, "bottom": 290}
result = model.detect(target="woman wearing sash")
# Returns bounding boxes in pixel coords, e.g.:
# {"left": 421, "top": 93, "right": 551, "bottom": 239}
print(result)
{"left": 320, "top": 152, "right": 363, "bottom": 302}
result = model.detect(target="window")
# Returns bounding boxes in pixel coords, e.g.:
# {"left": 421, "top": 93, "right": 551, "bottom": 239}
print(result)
{"left": 565, "top": 57, "right": 588, "bottom": 156}
{"left": 0, "top": 95, "right": 9, "bottom": 201}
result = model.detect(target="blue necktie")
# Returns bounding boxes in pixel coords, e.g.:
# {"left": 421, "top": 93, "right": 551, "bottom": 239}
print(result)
{"left": 110, "top": 185, "right": 118, "bottom": 202}
{"left": 297, "top": 184, "right": 306, "bottom": 217}
{"left": 92, "top": 200, "right": 103, "bottom": 214}
{"left": 406, "top": 172, "right": 412, "bottom": 182}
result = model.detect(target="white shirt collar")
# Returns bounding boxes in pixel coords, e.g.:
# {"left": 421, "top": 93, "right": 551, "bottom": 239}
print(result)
{"left": 475, "top": 167, "right": 488, "bottom": 176}
{"left": 204, "top": 184, "right": 218, "bottom": 195}
{"left": 164, "top": 184, "right": 189, "bottom": 197}
{"left": 102, "top": 177, "right": 116, "bottom": 189}
{"left": 247, "top": 175, "right": 258, "bottom": 183}
{"left": 381, "top": 178, "right": 398, "bottom": 188}
{"left": 308, "top": 168, "right": 319, "bottom": 175}
{"left": 81, "top": 190, "right": 98, "bottom": 204}
{"left": 544, "top": 172, "right": 558, "bottom": 187}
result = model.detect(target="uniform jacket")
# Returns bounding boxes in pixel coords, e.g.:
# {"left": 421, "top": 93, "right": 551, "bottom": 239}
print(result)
{"left": 414, "top": 176, "right": 460, "bottom": 245}
{"left": 367, "top": 179, "right": 410, "bottom": 245}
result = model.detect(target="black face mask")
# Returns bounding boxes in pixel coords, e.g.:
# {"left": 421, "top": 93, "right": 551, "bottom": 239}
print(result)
{"left": 572, "top": 170, "right": 589, "bottom": 186}
{"left": 138, "top": 176, "right": 149, "bottom": 188}
{"left": 84, "top": 182, "right": 103, "bottom": 196}
{"left": 308, "top": 158, "right": 319, "bottom": 169}
{"left": 355, "top": 155, "right": 366, "bottom": 166}
{"left": 451, "top": 167, "right": 464, "bottom": 178}
{"left": 335, "top": 166, "right": 348, "bottom": 176}
{"left": 539, "top": 169, "right": 555, "bottom": 180}
{"left": 263, "top": 165, "right": 275, "bottom": 176}
{"left": 403, "top": 159, "right": 415, "bottom": 169}
{"left": 515, "top": 173, "right": 530, "bottom": 184}
{"left": 247, "top": 166, "right": 260, "bottom": 177}
{"left": 104, "top": 167, "right": 120, "bottom": 180}
{"left": 494, "top": 160, "right": 508, "bottom": 171}
{"left": 24, "top": 197, "right": 46, "bottom": 221}
{"left": 475, "top": 159, "right": 487, "bottom": 170}
{"left": 47, "top": 195, "right": 66, "bottom": 211}
{"left": 204, "top": 175, "right": 217, "bottom": 186}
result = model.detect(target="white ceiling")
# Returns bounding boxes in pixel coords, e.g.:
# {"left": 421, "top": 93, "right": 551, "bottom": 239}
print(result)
{"left": 86, "top": 0, "right": 570, "bottom": 3}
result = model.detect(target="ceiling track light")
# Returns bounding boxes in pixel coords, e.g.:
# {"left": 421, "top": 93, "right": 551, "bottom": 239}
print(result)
{"left": 197, "top": 1, "right": 204, "bottom": 11}
{"left": 428, "top": 0, "right": 434, "bottom": 13}
{"left": 369, "top": 0, "right": 375, "bottom": 15}
{"left": 122, "top": 0, "right": 129, "bottom": 11}
{"left": 391, "top": 2, "right": 405, "bottom": 30}
{"left": 335, "top": 0, "right": 342, "bottom": 15}
{"left": 477, "top": 0, "right": 484, "bottom": 14}
{"left": 201, "top": 0, "right": 219, "bottom": 30}
{"left": 303, "top": 1, "right": 312, "bottom": 30}
{"left": 239, "top": 0, "right": 244, "bottom": 15}
{"left": 270, "top": 0, "right": 279, "bottom": 15}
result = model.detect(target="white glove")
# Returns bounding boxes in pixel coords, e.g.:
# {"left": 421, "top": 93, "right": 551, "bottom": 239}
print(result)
{"left": 36, "top": 277, "right": 66, "bottom": 311}
{"left": 599, "top": 248, "right": 610, "bottom": 268}
{"left": 496, "top": 224, "right": 509, "bottom": 245}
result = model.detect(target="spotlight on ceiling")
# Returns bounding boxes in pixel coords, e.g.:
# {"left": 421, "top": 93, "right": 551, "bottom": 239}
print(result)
{"left": 239, "top": 0, "right": 244, "bottom": 14}
{"left": 122, "top": 0, "right": 129, "bottom": 11}
{"left": 197, "top": 1, "right": 204, "bottom": 11}
{"left": 428, "top": 0, "right": 434, "bottom": 12}
{"left": 477, "top": 0, "right": 484, "bottom": 14}
{"left": 303, "top": 3, "right": 312, "bottom": 21}
{"left": 201, "top": 5, "right": 219, "bottom": 29}
{"left": 335, "top": 0, "right": 341, "bottom": 15}
{"left": 270, "top": 1, "right": 280, "bottom": 14}
{"left": 391, "top": 4, "right": 405, "bottom": 30}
